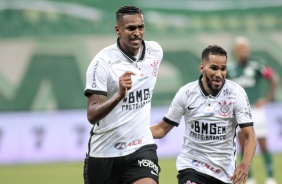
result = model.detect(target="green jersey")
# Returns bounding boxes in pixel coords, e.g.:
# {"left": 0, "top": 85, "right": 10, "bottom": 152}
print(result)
{"left": 227, "top": 60, "right": 272, "bottom": 104}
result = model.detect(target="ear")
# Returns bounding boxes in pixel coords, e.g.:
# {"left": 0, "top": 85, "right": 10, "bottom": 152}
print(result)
{"left": 200, "top": 63, "right": 204, "bottom": 73}
{"left": 115, "top": 25, "right": 120, "bottom": 36}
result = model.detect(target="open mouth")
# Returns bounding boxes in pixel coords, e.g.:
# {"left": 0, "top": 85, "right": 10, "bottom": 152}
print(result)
{"left": 212, "top": 79, "right": 222, "bottom": 85}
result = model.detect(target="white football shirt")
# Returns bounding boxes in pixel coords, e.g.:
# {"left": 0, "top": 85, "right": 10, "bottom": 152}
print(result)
{"left": 163, "top": 76, "right": 253, "bottom": 183}
{"left": 84, "top": 39, "right": 163, "bottom": 157}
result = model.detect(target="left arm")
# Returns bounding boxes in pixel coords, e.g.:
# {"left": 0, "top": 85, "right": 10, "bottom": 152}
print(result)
{"left": 150, "top": 119, "right": 174, "bottom": 139}
{"left": 231, "top": 126, "right": 257, "bottom": 184}
{"left": 255, "top": 68, "right": 280, "bottom": 107}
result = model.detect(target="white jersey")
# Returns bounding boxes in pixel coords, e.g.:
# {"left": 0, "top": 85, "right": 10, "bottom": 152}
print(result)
{"left": 84, "top": 39, "right": 163, "bottom": 157}
{"left": 164, "top": 77, "right": 253, "bottom": 183}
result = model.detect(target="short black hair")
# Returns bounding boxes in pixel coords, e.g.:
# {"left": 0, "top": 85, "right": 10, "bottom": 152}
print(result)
{"left": 116, "top": 5, "right": 143, "bottom": 21}
{"left": 202, "top": 45, "right": 227, "bottom": 61}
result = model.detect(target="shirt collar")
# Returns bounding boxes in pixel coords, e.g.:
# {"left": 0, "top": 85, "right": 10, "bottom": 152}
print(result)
{"left": 116, "top": 37, "right": 146, "bottom": 63}
{"left": 198, "top": 74, "right": 225, "bottom": 97}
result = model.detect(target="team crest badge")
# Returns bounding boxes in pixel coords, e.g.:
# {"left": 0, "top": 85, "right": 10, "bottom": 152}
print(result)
{"left": 218, "top": 100, "right": 232, "bottom": 117}
{"left": 151, "top": 60, "right": 159, "bottom": 77}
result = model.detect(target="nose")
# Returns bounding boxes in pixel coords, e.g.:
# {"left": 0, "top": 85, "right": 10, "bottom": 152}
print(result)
{"left": 215, "top": 70, "right": 222, "bottom": 77}
{"left": 133, "top": 29, "right": 140, "bottom": 37}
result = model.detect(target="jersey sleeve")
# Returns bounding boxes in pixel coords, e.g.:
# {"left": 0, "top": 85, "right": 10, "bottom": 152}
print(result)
{"left": 84, "top": 57, "right": 109, "bottom": 97}
{"left": 255, "top": 59, "right": 273, "bottom": 80}
{"left": 233, "top": 86, "right": 253, "bottom": 128}
{"left": 163, "top": 87, "right": 186, "bottom": 127}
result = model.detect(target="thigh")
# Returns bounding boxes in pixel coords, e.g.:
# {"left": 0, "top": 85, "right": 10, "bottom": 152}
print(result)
{"left": 122, "top": 144, "right": 160, "bottom": 184}
{"left": 83, "top": 154, "right": 122, "bottom": 184}
{"left": 177, "top": 168, "right": 229, "bottom": 184}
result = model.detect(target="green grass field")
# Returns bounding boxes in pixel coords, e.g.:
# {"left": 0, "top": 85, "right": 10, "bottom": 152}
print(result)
{"left": 1, "top": 154, "right": 281, "bottom": 184}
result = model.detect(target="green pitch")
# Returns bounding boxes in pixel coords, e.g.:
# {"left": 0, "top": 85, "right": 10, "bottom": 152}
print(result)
{"left": 1, "top": 154, "right": 281, "bottom": 184}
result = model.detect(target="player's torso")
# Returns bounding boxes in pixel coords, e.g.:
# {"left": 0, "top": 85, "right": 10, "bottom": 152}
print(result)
{"left": 183, "top": 86, "right": 237, "bottom": 142}
{"left": 228, "top": 61, "right": 263, "bottom": 103}
{"left": 177, "top": 81, "right": 240, "bottom": 183}
{"left": 106, "top": 56, "right": 160, "bottom": 103}
{"left": 89, "top": 42, "right": 162, "bottom": 157}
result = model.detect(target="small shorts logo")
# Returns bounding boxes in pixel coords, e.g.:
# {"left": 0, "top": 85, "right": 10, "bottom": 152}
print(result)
{"left": 138, "top": 159, "right": 159, "bottom": 176}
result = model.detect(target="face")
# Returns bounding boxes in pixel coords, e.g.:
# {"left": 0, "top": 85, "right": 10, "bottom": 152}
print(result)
{"left": 200, "top": 54, "right": 227, "bottom": 95}
{"left": 234, "top": 42, "right": 249, "bottom": 64}
{"left": 115, "top": 13, "right": 145, "bottom": 56}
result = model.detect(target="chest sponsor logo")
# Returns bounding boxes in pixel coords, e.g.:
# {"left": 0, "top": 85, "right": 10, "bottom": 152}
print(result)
{"left": 122, "top": 88, "right": 151, "bottom": 111}
{"left": 137, "top": 76, "right": 149, "bottom": 82}
{"left": 223, "top": 88, "right": 234, "bottom": 96}
{"left": 114, "top": 139, "right": 142, "bottom": 150}
{"left": 190, "top": 121, "right": 227, "bottom": 140}
{"left": 108, "top": 60, "right": 121, "bottom": 67}
{"left": 218, "top": 100, "right": 233, "bottom": 117}
{"left": 191, "top": 160, "right": 222, "bottom": 173}
{"left": 147, "top": 48, "right": 160, "bottom": 54}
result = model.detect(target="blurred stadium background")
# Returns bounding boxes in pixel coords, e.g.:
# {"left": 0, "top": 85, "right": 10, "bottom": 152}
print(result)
{"left": 0, "top": 0, "right": 282, "bottom": 183}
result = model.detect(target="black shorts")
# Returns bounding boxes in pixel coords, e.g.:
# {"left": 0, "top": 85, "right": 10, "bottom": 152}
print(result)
{"left": 83, "top": 144, "right": 160, "bottom": 184}
{"left": 177, "top": 168, "right": 230, "bottom": 184}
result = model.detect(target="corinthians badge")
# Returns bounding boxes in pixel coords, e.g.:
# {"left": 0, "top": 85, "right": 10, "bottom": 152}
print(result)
{"left": 218, "top": 100, "right": 232, "bottom": 117}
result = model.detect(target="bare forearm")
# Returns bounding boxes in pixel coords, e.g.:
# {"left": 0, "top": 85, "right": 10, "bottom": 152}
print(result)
{"left": 150, "top": 125, "right": 165, "bottom": 139}
{"left": 266, "top": 74, "right": 279, "bottom": 102}
{"left": 87, "top": 93, "right": 123, "bottom": 125}
{"left": 242, "top": 132, "right": 257, "bottom": 166}
{"left": 150, "top": 121, "right": 173, "bottom": 139}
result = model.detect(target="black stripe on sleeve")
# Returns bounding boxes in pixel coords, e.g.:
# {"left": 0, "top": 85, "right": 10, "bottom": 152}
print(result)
{"left": 239, "top": 122, "right": 253, "bottom": 128}
{"left": 84, "top": 89, "right": 107, "bottom": 97}
{"left": 163, "top": 116, "right": 179, "bottom": 127}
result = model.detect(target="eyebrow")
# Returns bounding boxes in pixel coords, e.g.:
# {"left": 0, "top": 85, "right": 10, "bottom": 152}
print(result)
{"left": 126, "top": 25, "right": 144, "bottom": 29}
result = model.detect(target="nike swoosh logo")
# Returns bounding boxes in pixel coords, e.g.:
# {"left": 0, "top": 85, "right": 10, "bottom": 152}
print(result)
{"left": 188, "top": 106, "right": 196, "bottom": 110}
{"left": 151, "top": 170, "right": 158, "bottom": 176}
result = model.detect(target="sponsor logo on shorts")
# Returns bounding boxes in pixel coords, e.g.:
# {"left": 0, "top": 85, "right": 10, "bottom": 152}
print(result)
{"left": 191, "top": 160, "right": 221, "bottom": 174}
{"left": 138, "top": 159, "right": 159, "bottom": 176}
{"left": 151, "top": 170, "right": 158, "bottom": 176}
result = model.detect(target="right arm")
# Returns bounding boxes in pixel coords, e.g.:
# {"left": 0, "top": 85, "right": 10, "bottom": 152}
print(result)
{"left": 87, "top": 71, "right": 135, "bottom": 125}
{"left": 150, "top": 119, "right": 174, "bottom": 139}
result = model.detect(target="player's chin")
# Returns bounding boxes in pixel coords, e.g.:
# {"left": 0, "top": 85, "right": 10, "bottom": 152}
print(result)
{"left": 131, "top": 43, "right": 141, "bottom": 50}
{"left": 212, "top": 84, "right": 222, "bottom": 91}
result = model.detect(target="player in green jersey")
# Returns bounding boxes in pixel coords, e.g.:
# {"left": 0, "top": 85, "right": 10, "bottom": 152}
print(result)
{"left": 227, "top": 36, "right": 279, "bottom": 184}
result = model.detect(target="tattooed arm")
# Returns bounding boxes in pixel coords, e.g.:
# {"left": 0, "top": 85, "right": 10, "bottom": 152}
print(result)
{"left": 87, "top": 71, "right": 135, "bottom": 125}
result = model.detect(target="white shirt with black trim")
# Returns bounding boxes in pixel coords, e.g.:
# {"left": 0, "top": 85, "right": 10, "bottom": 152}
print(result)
{"left": 163, "top": 77, "right": 253, "bottom": 183}
{"left": 84, "top": 39, "right": 163, "bottom": 157}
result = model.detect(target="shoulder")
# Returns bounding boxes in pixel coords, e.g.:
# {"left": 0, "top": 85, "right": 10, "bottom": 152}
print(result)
{"left": 90, "top": 43, "right": 118, "bottom": 65}
{"left": 178, "top": 80, "right": 198, "bottom": 94}
{"left": 224, "top": 79, "right": 245, "bottom": 93}
{"left": 248, "top": 59, "right": 264, "bottom": 69}
{"left": 144, "top": 41, "right": 163, "bottom": 56}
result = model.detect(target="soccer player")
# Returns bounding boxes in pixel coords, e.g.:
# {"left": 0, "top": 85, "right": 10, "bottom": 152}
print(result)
{"left": 151, "top": 45, "right": 257, "bottom": 184}
{"left": 227, "top": 36, "right": 279, "bottom": 184}
{"left": 83, "top": 5, "right": 163, "bottom": 184}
